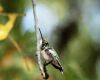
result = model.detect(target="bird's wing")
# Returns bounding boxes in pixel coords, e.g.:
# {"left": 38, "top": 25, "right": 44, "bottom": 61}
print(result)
{"left": 48, "top": 48, "right": 63, "bottom": 72}
{"left": 48, "top": 48, "right": 59, "bottom": 58}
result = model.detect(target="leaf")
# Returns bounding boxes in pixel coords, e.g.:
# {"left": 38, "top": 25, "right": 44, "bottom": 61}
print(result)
{"left": 0, "top": 14, "right": 18, "bottom": 40}
{"left": 0, "top": 5, "right": 3, "bottom": 12}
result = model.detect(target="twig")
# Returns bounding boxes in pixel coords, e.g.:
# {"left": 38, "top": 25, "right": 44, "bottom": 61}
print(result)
{"left": 31, "top": 0, "right": 47, "bottom": 80}
{"left": 8, "top": 36, "right": 30, "bottom": 71}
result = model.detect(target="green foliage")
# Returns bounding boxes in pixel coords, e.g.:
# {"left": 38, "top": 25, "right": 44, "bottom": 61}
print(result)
{"left": 0, "top": 15, "right": 9, "bottom": 25}
{"left": 20, "top": 31, "right": 36, "bottom": 56}
{"left": 0, "top": 0, "right": 99, "bottom": 80}
{"left": 0, "top": 67, "right": 30, "bottom": 80}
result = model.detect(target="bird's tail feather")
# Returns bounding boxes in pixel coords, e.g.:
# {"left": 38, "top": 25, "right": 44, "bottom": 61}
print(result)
{"left": 51, "top": 61, "right": 63, "bottom": 74}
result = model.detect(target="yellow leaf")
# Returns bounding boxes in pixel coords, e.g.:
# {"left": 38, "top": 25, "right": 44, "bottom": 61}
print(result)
{"left": 0, "top": 14, "right": 18, "bottom": 40}
{"left": 0, "top": 5, "right": 3, "bottom": 12}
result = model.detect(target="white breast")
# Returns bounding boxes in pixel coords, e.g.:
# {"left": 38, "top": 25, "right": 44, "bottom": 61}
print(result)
{"left": 41, "top": 50, "right": 50, "bottom": 60}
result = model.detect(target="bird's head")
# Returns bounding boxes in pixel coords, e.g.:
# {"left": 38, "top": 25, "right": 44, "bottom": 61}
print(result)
{"left": 41, "top": 39, "right": 49, "bottom": 50}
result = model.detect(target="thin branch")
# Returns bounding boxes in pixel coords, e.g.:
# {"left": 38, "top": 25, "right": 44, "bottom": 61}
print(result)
{"left": 32, "top": 0, "right": 47, "bottom": 80}
{"left": 8, "top": 36, "right": 30, "bottom": 71}
{"left": 9, "top": 36, "right": 22, "bottom": 53}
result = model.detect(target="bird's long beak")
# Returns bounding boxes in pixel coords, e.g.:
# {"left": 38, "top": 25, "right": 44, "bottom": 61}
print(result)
{"left": 39, "top": 28, "right": 44, "bottom": 41}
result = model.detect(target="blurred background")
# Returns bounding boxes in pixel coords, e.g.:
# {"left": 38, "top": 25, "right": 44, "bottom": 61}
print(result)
{"left": 0, "top": 0, "right": 100, "bottom": 80}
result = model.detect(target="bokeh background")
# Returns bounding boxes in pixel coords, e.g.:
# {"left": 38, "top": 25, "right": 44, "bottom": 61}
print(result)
{"left": 0, "top": 0, "right": 100, "bottom": 80}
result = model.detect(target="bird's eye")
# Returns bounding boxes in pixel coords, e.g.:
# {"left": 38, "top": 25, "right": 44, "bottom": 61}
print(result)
{"left": 46, "top": 42, "right": 49, "bottom": 45}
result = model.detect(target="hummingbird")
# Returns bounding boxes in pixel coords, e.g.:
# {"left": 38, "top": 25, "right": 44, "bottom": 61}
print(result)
{"left": 39, "top": 28, "right": 63, "bottom": 79}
